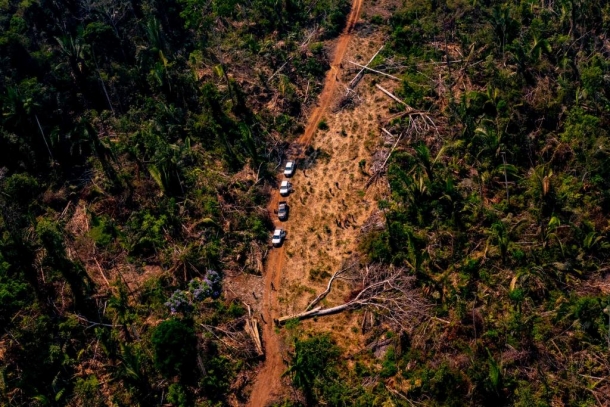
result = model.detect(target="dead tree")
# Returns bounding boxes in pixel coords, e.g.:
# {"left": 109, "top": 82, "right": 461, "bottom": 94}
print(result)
{"left": 347, "top": 45, "right": 385, "bottom": 91}
{"left": 277, "top": 264, "right": 430, "bottom": 330}
{"left": 305, "top": 262, "right": 357, "bottom": 310}
{"left": 365, "top": 86, "right": 440, "bottom": 187}
{"left": 334, "top": 45, "right": 385, "bottom": 112}
{"left": 348, "top": 61, "right": 401, "bottom": 81}
{"left": 243, "top": 304, "right": 264, "bottom": 356}
{"left": 200, "top": 311, "right": 261, "bottom": 358}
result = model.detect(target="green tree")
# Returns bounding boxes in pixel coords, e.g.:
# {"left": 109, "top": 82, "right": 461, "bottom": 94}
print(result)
{"left": 284, "top": 334, "right": 341, "bottom": 403}
{"left": 2, "top": 82, "right": 54, "bottom": 163}
{"left": 151, "top": 319, "right": 197, "bottom": 377}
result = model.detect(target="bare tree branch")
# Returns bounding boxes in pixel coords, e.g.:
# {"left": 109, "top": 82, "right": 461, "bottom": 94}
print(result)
{"left": 277, "top": 264, "right": 430, "bottom": 330}
{"left": 348, "top": 45, "right": 385, "bottom": 90}
{"left": 348, "top": 61, "right": 401, "bottom": 81}
{"left": 305, "top": 262, "right": 357, "bottom": 310}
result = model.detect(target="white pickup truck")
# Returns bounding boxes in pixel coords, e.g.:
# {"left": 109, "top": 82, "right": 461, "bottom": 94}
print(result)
{"left": 278, "top": 201, "right": 289, "bottom": 221}
{"left": 279, "top": 180, "right": 293, "bottom": 196}
{"left": 284, "top": 161, "right": 296, "bottom": 177}
{"left": 272, "top": 229, "right": 286, "bottom": 247}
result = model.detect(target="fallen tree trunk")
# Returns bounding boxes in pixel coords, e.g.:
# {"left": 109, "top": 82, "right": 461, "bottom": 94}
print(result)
{"left": 381, "top": 130, "right": 405, "bottom": 168}
{"left": 277, "top": 265, "right": 430, "bottom": 328}
{"left": 348, "top": 45, "right": 384, "bottom": 90}
{"left": 244, "top": 304, "right": 264, "bottom": 356}
{"left": 244, "top": 318, "right": 263, "bottom": 356}
{"left": 375, "top": 84, "right": 432, "bottom": 116}
{"left": 376, "top": 83, "right": 407, "bottom": 106}
{"left": 376, "top": 85, "right": 439, "bottom": 138}
{"left": 305, "top": 263, "right": 355, "bottom": 310}
{"left": 381, "top": 127, "right": 397, "bottom": 139}
{"left": 348, "top": 61, "right": 401, "bottom": 81}
{"left": 366, "top": 126, "right": 407, "bottom": 187}
{"left": 276, "top": 304, "right": 352, "bottom": 324}
{"left": 276, "top": 306, "right": 322, "bottom": 324}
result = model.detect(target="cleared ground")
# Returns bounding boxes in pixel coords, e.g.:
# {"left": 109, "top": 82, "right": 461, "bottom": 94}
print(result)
{"left": 246, "top": 0, "right": 402, "bottom": 404}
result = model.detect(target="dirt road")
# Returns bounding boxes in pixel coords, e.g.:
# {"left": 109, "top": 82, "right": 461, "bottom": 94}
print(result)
{"left": 299, "top": 0, "right": 363, "bottom": 147}
{"left": 246, "top": 0, "right": 364, "bottom": 405}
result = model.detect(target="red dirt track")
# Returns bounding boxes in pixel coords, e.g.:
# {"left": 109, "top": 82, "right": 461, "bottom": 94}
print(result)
{"left": 246, "top": 0, "right": 364, "bottom": 404}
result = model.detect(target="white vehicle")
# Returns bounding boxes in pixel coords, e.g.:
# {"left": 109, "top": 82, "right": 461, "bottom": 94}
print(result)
{"left": 284, "top": 161, "right": 296, "bottom": 177}
{"left": 272, "top": 229, "right": 286, "bottom": 247}
{"left": 279, "top": 180, "right": 293, "bottom": 196}
{"left": 278, "top": 201, "right": 289, "bottom": 221}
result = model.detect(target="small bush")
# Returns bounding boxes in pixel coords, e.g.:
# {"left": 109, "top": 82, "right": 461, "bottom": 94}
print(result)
{"left": 88, "top": 215, "right": 117, "bottom": 247}
{"left": 167, "top": 383, "right": 188, "bottom": 407}
{"left": 370, "top": 14, "right": 383, "bottom": 25}
{"left": 151, "top": 319, "right": 197, "bottom": 377}
{"left": 360, "top": 230, "right": 392, "bottom": 263}
{"left": 318, "top": 119, "right": 329, "bottom": 130}
{"left": 309, "top": 265, "right": 331, "bottom": 281}
{"left": 380, "top": 346, "right": 398, "bottom": 378}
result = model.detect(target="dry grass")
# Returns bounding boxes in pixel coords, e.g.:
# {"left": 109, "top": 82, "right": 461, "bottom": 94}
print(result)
{"left": 272, "top": 31, "right": 403, "bottom": 357}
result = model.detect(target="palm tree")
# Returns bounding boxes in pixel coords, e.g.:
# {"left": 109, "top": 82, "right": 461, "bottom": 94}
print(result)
{"left": 490, "top": 5, "right": 513, "bottom": 57}
{"left": 540, "top": 216, "right": 565, "bottom": 257}
{"left": 108, "top": 281, "right": 133, "bottom": 341}
{"left": 55, "top": 35, "right": 88, "bottom": 86}
{"left": 70, "top": 115, "right": 119, "bottom": 182}
{"left": 144, "top": 17, "right": 167, "bottom": 56}
{"left": 131, "top": 126, "right": 185, "bottom": 195}
{"left": 488, "top": 221, "right": 509, "bottom": 262}
{"left": 474, "top": 121, "right": 504, "bottom": 161}
{"left": 529, "top": 33, "right": 552, "bottom": 62}
{"left": 2, "top": 85, "right": 54, "bottom": 162}
{"left": 529, "top": 165, "right": 554, "bottom": 219}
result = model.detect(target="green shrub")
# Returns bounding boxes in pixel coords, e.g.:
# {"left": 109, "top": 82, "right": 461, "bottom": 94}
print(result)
{"left": 0, "top": 253, "right": 29, "bottom": 323}
{"left": 571, "top": 296, "right": 605, "bottom": 340}
{"left": 513, "top": 381, "right": 548, "bottom": 407}
{"left": 3, "top": 173, "right": 39, "bottom": 207}
{"left": 285, "top": 334, "right": 341, "bottom": 402}
{"left": 167, "top": 383, "right": 189, "bottom": 407}
{"left": 309, "top": 265, "right": 331, "bottom": 281}
{"left": 317, "top": 119, "right": 329, "bottom": 130}
{"left": 370, "top": 14, "right": 383, "bottom": 25}
{"left": 88, "top": 215, "right": 117, "bottom": 247}
{"left": 126, "top": 210, "right": 173, "bottom": 255}
{"left": 200, "top": 355, "right": 232, "bottom": 396}
{"left": 359, "top": 230, "right": 392, "bottom": 263}
{"left": 151, "top": 319, "right": 197, "bottom": 377}
{"left": 247, "top": 215, "right": 269, "bottom": 241}
{"left": 73, "top": 375, "right": 102, "bottom": 407}
{"left": 321, "top": 0, "right": 351, "bottom": 38}
{"left": 309, "top": 42, "right": 325, "bottom": 55}
{"left": 380, "top": 346, "right": 398, "bottom": 378}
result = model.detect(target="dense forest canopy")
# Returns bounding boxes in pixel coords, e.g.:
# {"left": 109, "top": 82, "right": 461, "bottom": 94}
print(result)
{"left": 2, "top": 0, "right": 610, "bottom": 405}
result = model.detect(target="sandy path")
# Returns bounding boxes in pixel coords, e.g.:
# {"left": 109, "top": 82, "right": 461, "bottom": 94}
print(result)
{"left": 246, "top": 0, "right": 364, "bottom": 405}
